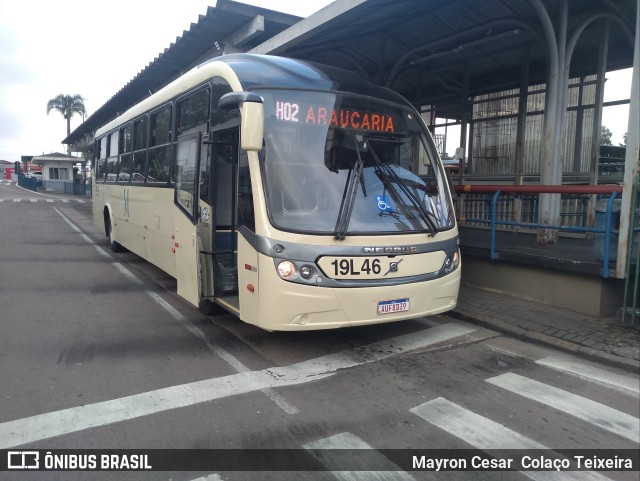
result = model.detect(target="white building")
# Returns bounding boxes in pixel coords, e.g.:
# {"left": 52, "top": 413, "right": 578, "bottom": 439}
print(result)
{"left": 31, "top": 152, "right": 82, "bottom": 181}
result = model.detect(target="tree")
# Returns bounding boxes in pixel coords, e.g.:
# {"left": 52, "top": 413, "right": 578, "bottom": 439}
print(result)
{"left": 46, "top": 94, "right": 86, "bottom": 154}
{"left": 600, "top": 125, "right": 613, "bottom": 145}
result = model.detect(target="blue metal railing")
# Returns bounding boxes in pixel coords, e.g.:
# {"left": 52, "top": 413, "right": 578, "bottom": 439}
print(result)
{"left": 17, "top": 175, "right": 37, "bottom": 192}
{"left": 456, "top": 185, "right": 632, "bottom": 278}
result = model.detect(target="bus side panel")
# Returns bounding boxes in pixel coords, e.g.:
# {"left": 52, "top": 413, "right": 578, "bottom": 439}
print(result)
{"left": 237, "top": 234, "right": 260, "bottom": 326}
{"left": 174, "top": 209, "right": 200, "bottom": 307}
{"left": 95, "top": 183, "right": 178, "bottom": 280}
{"left": 145, "top": 188, "right": 178, "bottom": 277}
{"left": 92, "top": 181, "right": 106, "bottom": 235}
{"left": 137, "top": 188, "right": 176, "bottom": 277}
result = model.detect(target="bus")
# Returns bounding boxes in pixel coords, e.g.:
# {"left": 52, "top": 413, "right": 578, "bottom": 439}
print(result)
{"left": 93, "top": 54, "right": 460, "bottom": 331}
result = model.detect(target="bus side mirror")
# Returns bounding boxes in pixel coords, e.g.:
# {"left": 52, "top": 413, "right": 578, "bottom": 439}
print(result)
{"left": 219, "top": 92, "right": 264, "bottom": 152}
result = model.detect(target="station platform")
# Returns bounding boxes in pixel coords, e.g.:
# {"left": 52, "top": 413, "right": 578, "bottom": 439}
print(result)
{"left": 452, "top": 284, "right": 640, "bottom": 372}
{"left": 459, "top": 226, "right": 611, "bottom": 276}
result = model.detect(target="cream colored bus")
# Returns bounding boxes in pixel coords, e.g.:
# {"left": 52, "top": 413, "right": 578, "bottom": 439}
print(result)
{"left": 93, "top": 54, "right": 460, "bottom": 331}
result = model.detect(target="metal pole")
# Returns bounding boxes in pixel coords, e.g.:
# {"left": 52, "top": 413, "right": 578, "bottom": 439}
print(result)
{"left": 530, "top": 0, "right": 560, "bottom": 244}
{"left": 616, "top": 0, "right": 640, "bottom": 279}
{"left": 491, "top": 191, "right": 501, "bottom": 259}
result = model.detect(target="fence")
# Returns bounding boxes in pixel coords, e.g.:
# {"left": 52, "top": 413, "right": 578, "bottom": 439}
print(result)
{"left": 17, "top": 175, "right": 37, "bottom": 192}
{"left": 42, "top": 179, "right": 91, "bottom": 196}
{"left": 622, "top": 172, "right": 640, "bottom": 327}
{"left": 454, "top": 184, "right": 633, "bottom": 279}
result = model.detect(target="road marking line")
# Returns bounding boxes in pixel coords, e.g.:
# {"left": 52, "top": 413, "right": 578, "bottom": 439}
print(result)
{"left": 13, "top": 198, "right": 20, "bottom": 202}
{"left": 47, "top": 205, "right": 477, "bottom": 441}
{"left": 188, "top": 475, "right": 223, "bottom": 481}
{"left": 53, "top": 208, "right": 477, "bottom": 420}
{"left": 30, "top": 198, "right": 37, "bottom": 203}
{"left": 410, "top": 397, "right": 612, "bottom": 481}
{"left": 486, "top": 372, "right": 640, "bottom": 443}
{"left": 54, "top": 207, "right": 300, "bottom": 416}
{"left": 304, "top": 432, "right": 414, "bottom": 480}
{"left": 0, "top": 324, "right": 474, "bottom": 449}
{"left": 536, "top": 355, "right": 640, "bottom": 397}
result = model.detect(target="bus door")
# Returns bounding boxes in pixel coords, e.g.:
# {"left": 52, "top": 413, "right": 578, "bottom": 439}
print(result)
{"left": 207, "top": 127, "right": 240, "bottom": 310}
{"left": 174, "top": 130, "right": 205, "bottom": 307}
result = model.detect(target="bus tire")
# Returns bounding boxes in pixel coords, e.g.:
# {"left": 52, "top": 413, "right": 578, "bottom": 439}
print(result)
{"left": 106, "top": 217, "right": 124, "bottom": 252}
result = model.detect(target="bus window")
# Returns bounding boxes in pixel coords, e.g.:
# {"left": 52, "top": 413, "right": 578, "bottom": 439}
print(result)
{"left": 200, "top": 79, "right": 234, "bottom": 205}
{"left": 213, "top": 130, "right": 237, "bottom": 227}
{"left": 132, "top": 117, "right": 148, "bottom": 183}
{"left": 106, "top": 132, "right": 118, "bottom": 183}
{"left": 148, "top": 106, "right": 171, "bottom": 184}
{"left": 119, "top": 124, "right": 132, "bottom": 183}
{"left": 177, "top": 88, "right": 210, "bottom": 136}
{"left": 175, "top": 131, "right": 201, "bottom": 220}
{"left": 237, "top": 152, "right": 254, "bottom": 231}
{"left": 96, "top": 137, "right": 107, "bottom": 182}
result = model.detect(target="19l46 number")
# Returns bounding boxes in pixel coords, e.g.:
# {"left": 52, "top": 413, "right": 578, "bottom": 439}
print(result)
{"left": 330, "top": 258, "right": 381, "bottom": 276}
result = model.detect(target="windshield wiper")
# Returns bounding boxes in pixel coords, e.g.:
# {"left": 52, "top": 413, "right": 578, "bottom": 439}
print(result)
{"left": 364, "top": 137, "right": 438, "bottom": 236}
{"left": 333, "top": 138, "right": 365, "bottom": 241}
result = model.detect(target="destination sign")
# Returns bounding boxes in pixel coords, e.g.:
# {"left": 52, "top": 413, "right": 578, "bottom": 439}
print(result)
{"left": 274, "top": 101, "right": 396, "bottom": 133}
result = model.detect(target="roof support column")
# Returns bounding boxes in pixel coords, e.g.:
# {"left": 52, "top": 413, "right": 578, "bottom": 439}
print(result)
{"left": 458, "top": 72, "right": 470, "bottom": 185}
{"left": 589, "top": 24, "right": 609, "bottom": 188}
{"left": 515, "top": 49, "right": 530, "bottom": 187}
{"left": 530, "top": 0, "right": 565, "bottom": 244}
{"left": 616, "top": 0, "right": 640, "bottom": 279}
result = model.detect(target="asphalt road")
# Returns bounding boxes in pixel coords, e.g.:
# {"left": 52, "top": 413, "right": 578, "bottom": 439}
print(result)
{"left": 1, "top": 181, "right": 638, "bottom": 481}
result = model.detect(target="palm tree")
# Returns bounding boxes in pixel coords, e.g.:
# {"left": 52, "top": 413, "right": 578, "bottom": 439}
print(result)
{"left": 46, "top": 94, "right": 86, "bottom": 154}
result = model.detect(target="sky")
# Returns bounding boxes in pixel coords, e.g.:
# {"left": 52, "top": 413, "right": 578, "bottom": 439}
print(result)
{"left": 0, "top": 0, "right": 633, "bottom": 162}
{"left": 0, "top": 0, "right": 334, "bottom": 161}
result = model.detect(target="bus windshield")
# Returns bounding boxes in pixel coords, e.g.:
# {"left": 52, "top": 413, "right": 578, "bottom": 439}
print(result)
{"left": 257, "top": 89, "right": 454, "bottom": 237}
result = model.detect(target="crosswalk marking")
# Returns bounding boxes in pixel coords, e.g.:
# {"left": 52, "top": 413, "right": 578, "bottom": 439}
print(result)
{"left": 486, "top": 372, "right": 640, "bottom": 443}
{"left": 410, "top": 397, "right": 612, "bottom": 481}
{"left": 304, "top": 432, "right": 414, "bottom": 481}
{"left": 411, "top": 397, "right": 544, "bottom": 450}
{"left": 536, "top": 355, "right": 640, "bottom": 397}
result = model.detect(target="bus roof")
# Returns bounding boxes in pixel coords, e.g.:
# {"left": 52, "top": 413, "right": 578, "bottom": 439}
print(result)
{"left": 96, "top": 54, "right": 412, "bottom": 138}
{"left": 211, "top": 54, "right": 411, "bottom": 106}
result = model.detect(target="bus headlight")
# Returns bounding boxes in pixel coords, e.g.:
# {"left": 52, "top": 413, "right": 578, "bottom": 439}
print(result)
{"left": 443, "top": 250, "right": 460, "bottom": 274}
{"left": 277, "top": 260, "right": 296, "bottom": 279}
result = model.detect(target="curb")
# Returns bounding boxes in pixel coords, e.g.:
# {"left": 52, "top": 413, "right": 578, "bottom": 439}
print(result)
{"left": 450, "top": 308, "right": 640, "bottom": 373}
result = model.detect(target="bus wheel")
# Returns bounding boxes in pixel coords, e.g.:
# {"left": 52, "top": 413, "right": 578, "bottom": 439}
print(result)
{"left": 107, "top": 218, "right": 124, "bottom": 252}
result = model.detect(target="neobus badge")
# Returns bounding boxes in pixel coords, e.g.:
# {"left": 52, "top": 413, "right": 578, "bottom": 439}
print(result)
{"left": 363, "top": 246, "right": 417, "bottom": 254}
{"left": 275, "top": 101, "right": 396, "bottom": 132}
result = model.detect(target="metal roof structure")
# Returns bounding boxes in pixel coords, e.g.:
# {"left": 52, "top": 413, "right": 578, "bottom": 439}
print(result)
{"left": 64, "top": 0, "right": 300, "bottom": 146}
{"left": 251, "top": 0, "right": 637, "bottom": 119}
{"left": 66, "top": 0, "right": 636, "bottom": 149}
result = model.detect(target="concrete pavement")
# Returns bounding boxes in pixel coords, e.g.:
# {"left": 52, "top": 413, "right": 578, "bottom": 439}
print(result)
{"left": 453, "top": 284, "right": 640, "bottom": 372}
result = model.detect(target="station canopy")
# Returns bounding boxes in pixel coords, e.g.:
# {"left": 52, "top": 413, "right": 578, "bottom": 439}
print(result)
{"left": 66, "top": 0, "right": 637, "bottom": 146}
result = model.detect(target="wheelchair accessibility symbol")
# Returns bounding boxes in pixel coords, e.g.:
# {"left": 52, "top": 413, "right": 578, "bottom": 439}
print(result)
{"left": 375, "top": 195, "right": 394, "bottom": 213}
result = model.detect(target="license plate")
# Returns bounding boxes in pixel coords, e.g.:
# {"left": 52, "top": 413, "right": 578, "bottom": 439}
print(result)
{"left": 317, "top": 256, "right": 400, "bottom": 279}
{"left": 377, "top": 298, "right": 410, "bottom": 315}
